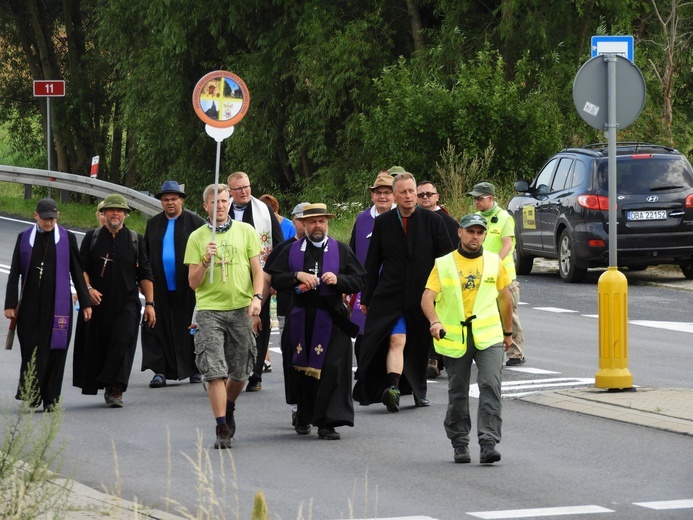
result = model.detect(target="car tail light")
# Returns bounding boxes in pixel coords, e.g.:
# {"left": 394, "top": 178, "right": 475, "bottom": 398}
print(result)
{"left": 578, "top": 194, "right": 610, "bottom": 211}
{"left": 686, "top": 194, "right": 693, "bottom": 208}
{"left": 588, "top": 239, "right": 605, "bottom": 247}
{"left": 631, "top": 154, "right": 653, "bottom": 159}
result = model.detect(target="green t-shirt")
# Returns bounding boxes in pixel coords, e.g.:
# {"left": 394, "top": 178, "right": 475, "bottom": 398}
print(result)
{"left": 184, "top": 221, "right": 261, "bottom": 311}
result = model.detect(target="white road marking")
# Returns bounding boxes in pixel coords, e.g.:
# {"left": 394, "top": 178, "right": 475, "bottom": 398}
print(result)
{"left": 470, "top": 378, "right": 594, "bottom": 399}
{"left": 467, "top": 505, "right": 613, "bottom": 518}
{"left": 505, "top": 367, "right": 559, "bottom": 375}
{"left": 629, "top": 320, "right": 693, "bottom": 334}
{"left": 634, "top": 499, "right": 693, "bottom": 510}
{"left": 344, "top": 517, "right": 437, "bottom": 520}
{"left": 533, "top": 307, "right": 578, "bottom": 313}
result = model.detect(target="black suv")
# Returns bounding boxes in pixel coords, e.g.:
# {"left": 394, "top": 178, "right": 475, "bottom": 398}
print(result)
{"left": 508, "top": 142, "right": 693, "bottom": 283}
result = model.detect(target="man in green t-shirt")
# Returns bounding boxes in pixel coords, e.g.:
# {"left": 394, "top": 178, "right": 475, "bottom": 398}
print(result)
{"left": 184, "top": 183, "right": 265, "bottom": 449}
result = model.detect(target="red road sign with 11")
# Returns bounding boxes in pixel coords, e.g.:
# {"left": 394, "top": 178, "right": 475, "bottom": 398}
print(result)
{"left": 33, "top": 80, "right": 66, "bottom": 97}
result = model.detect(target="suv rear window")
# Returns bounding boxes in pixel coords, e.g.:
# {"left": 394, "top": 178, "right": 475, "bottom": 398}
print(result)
{"left": 596, "top": 156, "right": 693, "bottom": 194}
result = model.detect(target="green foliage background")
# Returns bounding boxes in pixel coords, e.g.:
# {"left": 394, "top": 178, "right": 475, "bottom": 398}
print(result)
{"left": 0, "top": 0, "right": 690, "bottom": 218}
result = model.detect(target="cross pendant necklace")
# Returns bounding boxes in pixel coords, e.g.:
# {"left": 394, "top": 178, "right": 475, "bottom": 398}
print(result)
{"left": 100, "top": 253, "right": 113, "bottom": 277}
{"left": 36, "top": 262, "right": 44, "bottom": 287}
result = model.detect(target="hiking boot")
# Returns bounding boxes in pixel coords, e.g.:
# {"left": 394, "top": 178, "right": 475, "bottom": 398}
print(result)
{"left": 506, "top": 357, "right": 526, "bottom": 366}
{"left": 214, "top": 424, "right": 232, "bottom": 449}
{"left": 104, "top": 386, "right": 123, "bottom": 408}
{"left": 381, "top": 386, "right": 400, "bottom": 413}
{"left": 454, "top": 445, "right": 471, "bottom": 463}
{"left": 480, "top": 443, "right": 501, "bottom": 464}
{"left": 426, "top": 358, "right": 440, "bottom": 379}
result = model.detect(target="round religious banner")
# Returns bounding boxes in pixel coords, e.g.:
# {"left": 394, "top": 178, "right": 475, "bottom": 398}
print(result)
{"left": 192, "top": 70, "right": 250, "bottom": 128}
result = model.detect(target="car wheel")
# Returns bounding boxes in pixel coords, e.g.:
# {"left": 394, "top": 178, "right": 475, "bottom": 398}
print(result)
{"left": 558, "top": 229, "right": 587, "bottom": 283}
{"left": 514, "top": 239, "right": 534, "bottom": 275}
{"left": 680, "top": 261, "right": 693, "bottom": 280}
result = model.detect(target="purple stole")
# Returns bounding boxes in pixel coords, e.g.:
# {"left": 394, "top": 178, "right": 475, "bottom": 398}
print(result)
{"left": 350, "top": 209, "right": 375, "bottom": 333}
{"left": 19, "top": 225, "right": 72, "bottom": 350}
{"left": 287, "top": 237, "right": 339, "bottom": 378}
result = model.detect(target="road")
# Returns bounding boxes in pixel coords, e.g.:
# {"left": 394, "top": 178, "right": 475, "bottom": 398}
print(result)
{"left": 1, "top": 216, "right": 692, "bottom": 519}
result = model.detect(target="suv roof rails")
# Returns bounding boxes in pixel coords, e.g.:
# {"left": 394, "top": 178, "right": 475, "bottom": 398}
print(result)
{"left": 561, "top": 142, "right": 677, "bottom": 157}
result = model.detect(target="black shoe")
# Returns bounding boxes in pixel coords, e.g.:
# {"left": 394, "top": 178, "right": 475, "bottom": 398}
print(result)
{"left": 480, "top": 443, "right": 501, "bottom": 464}
{"left": 263, "top": 361, "right": 272, "bottom": 373}
{"left": 214, "top": 424, "right": 232, "bottom": 449}
{"left": 414, "top": 394, "right": 430, "bottom": 407}
{"left": 295, "top": 423, "right": 311, "bottom": 435}
{"left": 189, "top": 373, "right": 203, "bottom": 384}
{"left": 381, "top": 386, "right": 400, "bottom": 413}
{"left": 291, "top": 410, "right": 298, "bottom": 427}
{"left": 426, "top": 359, "right": 440, "bottom": 379}
{"left": 454, "top": 445, "right": 471, "bottom": 463}
{"left": 506, "top": 357, "right": 525, "bottom": 366}
{"left": 104, "top": 386, "right": 123, "bottom": 408}
{"left": 149, "top": 374, "right": 166, "bottom": 388}
{"left": 317, "top": 427, "right": 340, "bottom": 440}
{"left": 246, "top": 379, "right": 262, "bottom": 392}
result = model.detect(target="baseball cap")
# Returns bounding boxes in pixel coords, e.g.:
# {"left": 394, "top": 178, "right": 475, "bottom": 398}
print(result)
{"left": 291, "top": 202, "right": 310, "bottom": 218}
{"left": 459, "top": 214, "right": 488, "bottom": 229}
{"left": 36, "top": 198, "right": 59, "bottom": 219}
{"left": 467, "top": 182, "right": 496, "bottom": 197}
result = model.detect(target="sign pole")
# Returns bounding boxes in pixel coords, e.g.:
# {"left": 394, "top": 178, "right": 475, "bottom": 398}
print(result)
{"left": 192, "top": 70, "right": 250, "bottom": 284}
{"left": 47, "top": 97, "right": 52, "bottom": 198}
{"left": 606, "top": 54, "right": 618, "bottom": 267}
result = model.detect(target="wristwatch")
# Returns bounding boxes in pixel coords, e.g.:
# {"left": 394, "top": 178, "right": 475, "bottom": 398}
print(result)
{"left": 503, "top": 331, "right": 513, "bottom": 337}
{"left": 253, "top": 293, "right": 263, "bottom": 301}
{"left": 145, "top": 301, "right": 155, "bottom": 307}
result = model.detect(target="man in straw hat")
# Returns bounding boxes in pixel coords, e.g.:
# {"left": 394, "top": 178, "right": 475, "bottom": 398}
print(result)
{"left": 348, "top": 170, "right": 395, "bottom": 355}
{"left": 5, "top": 198, "right": 92, "bottom": 411}
{"left": 141, "top": 181, "right": 206, "bottom": 388}
{"left": 268, "top": 203, "right": 365, "bottom": 440}
{"left": 73, "top": 194, "right": 156, "bottom": 408}
{"left": 353, "top": 171, "right": 453, "bottom": 412}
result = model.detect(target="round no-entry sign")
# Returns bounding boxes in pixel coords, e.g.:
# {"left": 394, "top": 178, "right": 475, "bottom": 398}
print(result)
{"left": 192, "top": 70, "right": 250, "bottom": 128}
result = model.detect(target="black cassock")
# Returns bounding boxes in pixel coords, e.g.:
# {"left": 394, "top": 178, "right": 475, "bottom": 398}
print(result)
{"left": 353, "top": 208, "right": 453, "bottom": 405}
{"left": 5, "top": 226, "right": 90, "bottom": 408}
{"left": 73, "top": 226, "right": 152, "bottom": 394}
{"left": 140, "top": 210, "right": 204, "bottom": 380}
{"left": 269, "top": 238, "right": 365, "bottom": 429}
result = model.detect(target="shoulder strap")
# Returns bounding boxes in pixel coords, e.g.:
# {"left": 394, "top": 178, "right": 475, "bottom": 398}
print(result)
{"left": 90, "top": 227, "right": 139, "bottom": 262}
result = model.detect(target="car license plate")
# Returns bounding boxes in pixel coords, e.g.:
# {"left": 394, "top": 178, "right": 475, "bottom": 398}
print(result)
{"left": 626, "top": 210, "right": 667, "bottom": 221}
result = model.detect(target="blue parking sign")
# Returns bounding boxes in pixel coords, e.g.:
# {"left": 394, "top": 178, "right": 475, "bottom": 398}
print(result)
{"left": 591, "top": 36, "right": 634, "bottom": 61}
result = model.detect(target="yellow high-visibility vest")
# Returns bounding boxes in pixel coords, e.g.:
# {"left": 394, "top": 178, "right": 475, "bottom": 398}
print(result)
{"left": 433, "top": 251, "right": 503, "bottom": 358}
{"left": 478, "top": 207, "right": 516, "bottom": 279}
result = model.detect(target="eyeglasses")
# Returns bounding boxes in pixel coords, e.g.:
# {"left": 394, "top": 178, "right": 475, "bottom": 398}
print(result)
{"left": 474, "top": 195, "right": 491, "bottom": 201}
{"left": 160, "top": 196, "right": 180, "bottom": 203}
{"left": 373, "top": 190, "right": 393, "bottom": 197}
{"left": 229, "top": 185, "right": 251, "bottom": 192}
{"left": 417, "top": 192, "right": 437, "bottom": 198}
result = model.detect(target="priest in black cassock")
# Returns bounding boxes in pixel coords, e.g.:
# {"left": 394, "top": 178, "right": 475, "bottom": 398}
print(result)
{"left": 141, "top": 181, "right": 205, "bottom": 388}
{"left": 73, "top": 194, "right": 156, "bottom": 408}
{"left": 227, "top": 171, "right": 284, "bottom": 392}
{"left": 353, "top": 172, "right": 454, "bottom": 411}
{"left": 268, "top": 204, "right": 365, "bottom": 440}
{"left": 4, "top": 198, "right": 92, "bottom": 411}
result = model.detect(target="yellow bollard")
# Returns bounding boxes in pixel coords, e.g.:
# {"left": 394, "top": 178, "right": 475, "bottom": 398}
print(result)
{"left": 595, "top": 266, "right": 633, "bottom": 389}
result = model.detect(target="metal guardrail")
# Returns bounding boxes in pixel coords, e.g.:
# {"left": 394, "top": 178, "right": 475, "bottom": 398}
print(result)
{"left": 0, "top": 165, "right": 160, "bottom": 216}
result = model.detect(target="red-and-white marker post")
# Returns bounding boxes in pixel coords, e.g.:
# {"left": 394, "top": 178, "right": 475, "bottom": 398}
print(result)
{"left": 90, "top": 156, "right": 99, "bottom": 178}
{"left": 33, "top": 80, "right": 66, "bottom": 198}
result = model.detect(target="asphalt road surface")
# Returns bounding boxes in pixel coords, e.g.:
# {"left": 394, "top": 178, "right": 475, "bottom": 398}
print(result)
{"left": 1, "top": 216, "right": 691, "bottom": 519}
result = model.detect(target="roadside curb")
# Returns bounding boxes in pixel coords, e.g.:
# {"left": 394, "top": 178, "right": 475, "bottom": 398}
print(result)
{"left": 519, "top": 387, "right": 693, "bottom": 437}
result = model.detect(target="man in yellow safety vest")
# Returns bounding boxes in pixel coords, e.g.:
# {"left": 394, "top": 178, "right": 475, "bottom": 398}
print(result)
{"left": 470, "top": 182, "right": 525, "bottom": 366}
{"left": 421, "top": 214, "right": 513, "bottom": 464}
